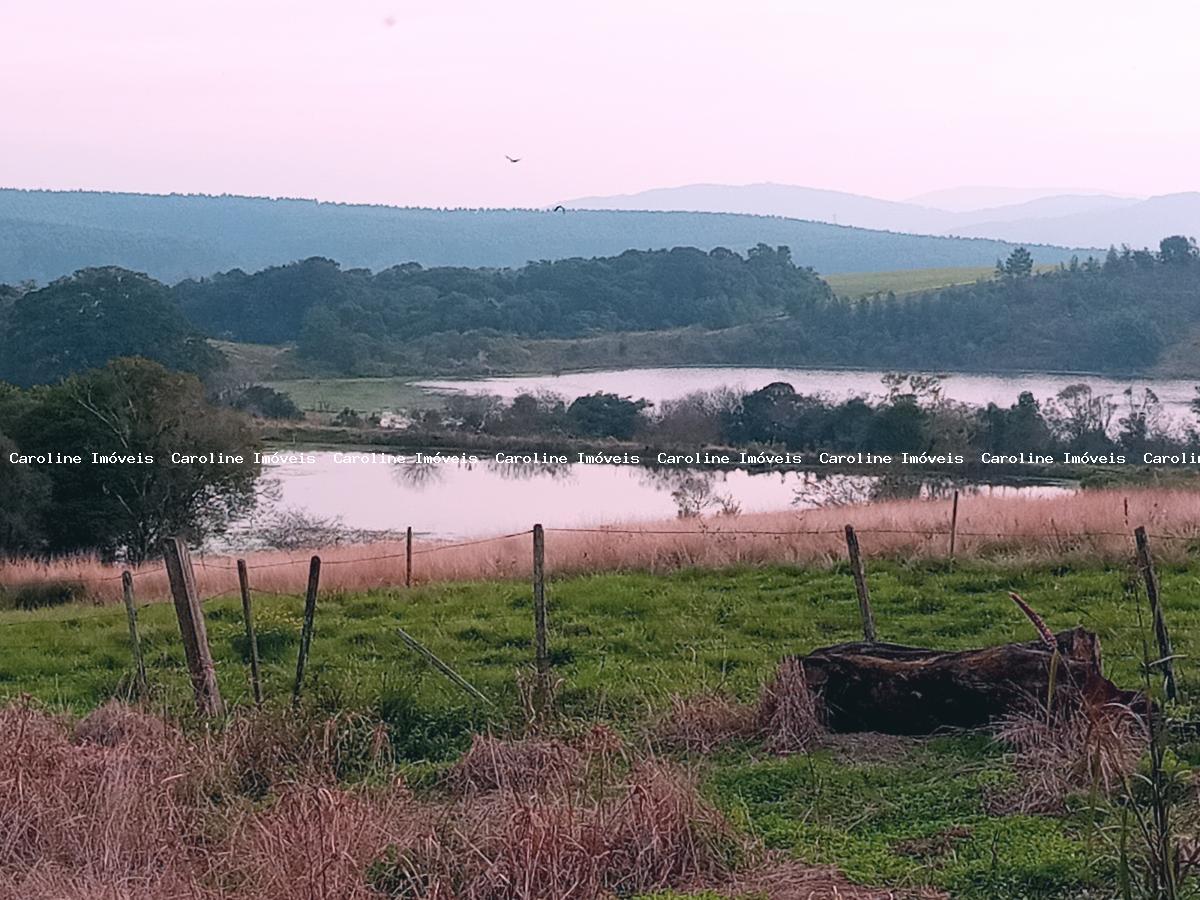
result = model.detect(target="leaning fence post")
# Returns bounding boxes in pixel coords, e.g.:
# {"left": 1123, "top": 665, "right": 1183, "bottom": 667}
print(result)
{"left": 292, "top": 555, "right": 321, "bottom": 707}
{"left": 532, "top": 524, "right": 550, "bottom": 712}
{"left": 162, "top": 537, "right": 224, "bottom": 716}
{"left": 121, "top": 571, "right": 148, "bottom": 695}
{"left": 236, "top": 560, "right": 263, "bottom": 706}
{"left": 949, "top": 490, "right": 960, "bottom": 560}
{"left": 844, "top": 525, "right": 877, "bottom": 642}
{"left": 1134, "top": 526, "right": 1177, "bottom": 701}
{"left": 405, "top": 526, "right": 413, "bottom": 588}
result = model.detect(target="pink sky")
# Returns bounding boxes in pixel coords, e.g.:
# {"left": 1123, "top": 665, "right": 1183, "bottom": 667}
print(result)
{"left": 2, "top": 0, "right": 1197, "bottom": 208}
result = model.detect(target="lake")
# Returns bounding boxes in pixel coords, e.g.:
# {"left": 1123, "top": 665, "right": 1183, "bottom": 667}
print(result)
{"left": 416, "top": 367, "right": 1200, "bottom": 419}
{"left": 261, "top": 365, "right": 1182, "bottom": 539}
{"left": 254, "top": 451, "right": 1074, "bottom": 540}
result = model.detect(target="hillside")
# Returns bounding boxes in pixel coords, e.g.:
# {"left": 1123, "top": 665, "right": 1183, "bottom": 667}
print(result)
{"left": 0, "top": 188, "right": 1086, "bottom": 285}
{"left": 566, "top": 183, "right": 1200, "bottom": 249}
{"left": 952, "top": 192, "right": 1200, "bottom": 248}
{"left": 178, "top": 241, "right": 1200, "bottom": 378}
{"left": 566, "top": 181, "right": 1146, "bottom": 243}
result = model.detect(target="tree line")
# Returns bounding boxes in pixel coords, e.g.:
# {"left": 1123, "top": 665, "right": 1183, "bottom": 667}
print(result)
{"left": 2, "top": 239, "right": 1199, "bottom": 387}
{"left": 172, "top": 244, "right": 828, "bottom": 371}
{"left": 412, "top": 374, "right": 1200, "bottom": 462}
{"left": 733, "top": 239, "right": 1199, "bottom": 375}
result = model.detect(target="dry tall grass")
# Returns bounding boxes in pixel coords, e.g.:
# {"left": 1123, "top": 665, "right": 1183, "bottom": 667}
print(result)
{"left": 3, "top": 700, "right": 902, "bottom": 900}
{"left": 992, "top": 693, "right": 1150, "bottom": 815}
{"left": 758, "top": 657, "right": 825, "bottom": 754}
{"left": 4, "top": 488, "right": 1199, "bottom": 606}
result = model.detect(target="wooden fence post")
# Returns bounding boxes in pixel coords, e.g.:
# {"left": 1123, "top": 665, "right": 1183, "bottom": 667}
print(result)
{"left": 236, "top": 560, "right": 263, "bottom": 706}
{"left": 844, "top": 525, "right": 877, "bottom": 642}
{"left": 121, "top": 571, "right": 148, "bottom": 695}
{"left": 162, "top": 537, "right": 224, "bottom": 716}
{"left": 949, "top": 490, "right": 960, "bottom": 560}
{"left": 405, "top": 526, "right": 413, "bottom": 588}
{"left": 532, "top": 524, "right": 550, "bottom": 711}
{"left": 1134, "top": 526, "right": 1177, "bottom": 701}
{"left": 292, "top": 555, "right": 321, "bottom": 707}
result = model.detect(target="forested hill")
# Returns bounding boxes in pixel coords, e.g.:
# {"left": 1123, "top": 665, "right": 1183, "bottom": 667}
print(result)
{"left": 738, "top": 240, "right": 1200, "bottom": 375}
{"left": 175, "top": 245, "right": 831, "bottom": 346}
{"left": 0, "top": 188, "right": 1086, "bottom": 284}
{"left": 3, "top": 241, "right": 1200, "bottom": 385}
{"left": 177, "top": 239, "right": 1200, "bottom": 377}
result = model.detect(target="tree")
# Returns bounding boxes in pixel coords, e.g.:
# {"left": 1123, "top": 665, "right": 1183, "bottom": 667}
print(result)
{"left": 566, "top": 393, "right": 649, "bottom": 439}
{"left": 0, "top": 431, "right": 51, "bottom": 554}
{"left": 867, "top": 396, "right": 929, "bottom": 453}
{"left": 0, "top": 268, "right": 224, "bottom": 388}
{"left": 1158, "top": 235, "right": 1198, "bottom": 266}
{"left": 1047, "top": 384, "right": 1115, "bottom": 451}
{"left": 1001, "top": 247, "right": 1034, "bottom": 278}
{"left": 977, "top": 392, "right": 1053, "bottom": 454}
{"left": 725, "top": 382, "right": 799, "bottom": 444}
{"left": 7, "top": 358, "right": 261, "bottom": 562}
{"left": 231, "top": 385, "right": 304, "bottom": 420}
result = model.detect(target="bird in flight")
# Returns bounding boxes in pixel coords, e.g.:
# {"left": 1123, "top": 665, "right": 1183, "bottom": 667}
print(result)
{"left": 505, "top": 155, "right": 522, "bottom": 163}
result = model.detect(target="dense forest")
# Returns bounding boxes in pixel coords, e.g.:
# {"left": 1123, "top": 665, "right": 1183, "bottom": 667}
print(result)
{"left": 2, "top": 239, "right": 1199, "bottom": 388}
{"left": 0, "top": 189, "right": 1084, "bottom": 284}
{"left": 173, "top": 244, "right": 829, "bottom": 357}
{"left": 733, "top": 238, "right": 1200, "bottom": 374}
{"left": 177, "top": 238, "right": 1200, "bottom": 377}
{"left": 0, "top": 268, "right": 221, "bottom": 387}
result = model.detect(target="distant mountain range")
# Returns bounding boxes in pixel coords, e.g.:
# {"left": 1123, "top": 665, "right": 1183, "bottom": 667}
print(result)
{"left": 0, "top": 189, "right": 1088, "bottom": 285}
{"left": 566, "top": 183, "right": 1199, "bottom": 249}
{"left": 905, "top": 185, "right": 1137, "bottom": 212}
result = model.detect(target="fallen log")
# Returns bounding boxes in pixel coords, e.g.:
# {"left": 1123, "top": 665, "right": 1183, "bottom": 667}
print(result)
{"left": 790, "top": 627, "right": 1143, "bottom": 735}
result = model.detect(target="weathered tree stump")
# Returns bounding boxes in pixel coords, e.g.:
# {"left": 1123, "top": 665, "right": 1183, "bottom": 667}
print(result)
{"left": 792, "top": 627, "right": 1142, "bottom": 735}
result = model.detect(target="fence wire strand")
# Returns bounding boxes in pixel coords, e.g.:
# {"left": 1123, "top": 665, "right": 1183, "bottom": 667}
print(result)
{"left": 4, "top": 524, "right": 1199, "bottom": 594}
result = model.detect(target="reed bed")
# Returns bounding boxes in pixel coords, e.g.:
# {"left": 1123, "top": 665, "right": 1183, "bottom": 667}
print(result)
{"left": 4, "top": 488, "right": 1200, "bottom": 606}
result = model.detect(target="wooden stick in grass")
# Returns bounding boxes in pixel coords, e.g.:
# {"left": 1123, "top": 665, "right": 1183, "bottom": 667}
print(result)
{"left": 396, "top": 627, "right": 493, "bottom": 706}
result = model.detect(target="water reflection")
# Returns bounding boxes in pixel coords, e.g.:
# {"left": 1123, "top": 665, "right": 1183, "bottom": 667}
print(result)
{"left": 257, "top": 451, "right": 1076, "bottom": 540}
{"left": 486, "top": 458, "right": 575, "bottom": 482}
{"left": 638, "top": 468, "right": 742, "bottom": 518}
{"left": 390, "top": 458, "right": 446, "bottom": 489}
{"left": 791, "top": 471, "right": 876, "bottom": 507}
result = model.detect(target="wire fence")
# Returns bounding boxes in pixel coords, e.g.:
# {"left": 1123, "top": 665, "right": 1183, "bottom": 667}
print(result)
{"left": 0, "top": 512, "right": 1193, "bottom": 713}
{"left": 4, "top": 516, "right": 1200, "bottom": 613}
{"left": 3, "top": 472, "right": 1199, "bottom": 730}
{"left": 67, "top": 524, "right": 1200, "bottom": 589}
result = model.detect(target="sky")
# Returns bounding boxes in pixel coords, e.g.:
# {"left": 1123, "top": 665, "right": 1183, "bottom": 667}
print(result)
{"left": 2, "top": 0, "right": 1198, "bottom": 208}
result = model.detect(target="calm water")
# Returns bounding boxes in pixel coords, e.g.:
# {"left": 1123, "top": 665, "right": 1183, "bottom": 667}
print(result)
{"left": 417, "top": 367, "right": 1200, "bottom": 418}
{"left": 257, "top": 452, "right": 1074, "bottom": 540}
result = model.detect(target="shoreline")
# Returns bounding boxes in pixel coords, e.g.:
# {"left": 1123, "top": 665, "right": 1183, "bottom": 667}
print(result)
{"left": 261, "top": 423, "right": 1200, "bottom": 487}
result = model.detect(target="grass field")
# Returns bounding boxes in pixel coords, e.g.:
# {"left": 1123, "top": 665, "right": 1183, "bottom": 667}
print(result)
{"left": 2, "top": 560, "right": 1184, "bottom": 721}
{"left": 262, "top": 375, "right": 443, "bottom": 413}
{"left": 2, "top": 559, "right": 1194, "bottom": 896}
{"left": 824, "top": 265, "right": 1056, "bottom": 299}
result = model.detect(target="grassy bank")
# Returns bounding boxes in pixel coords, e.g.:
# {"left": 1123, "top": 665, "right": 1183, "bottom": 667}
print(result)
{"left": 1, "top": 559, "right": 1193, "bottom": 897}
{"left": 5, "top": 488, "right": 1199, "bottom": 606}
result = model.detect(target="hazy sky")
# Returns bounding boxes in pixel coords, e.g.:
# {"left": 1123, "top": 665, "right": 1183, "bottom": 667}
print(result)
{"left": 2, "top": 0, "right": 1197, "bottom": 207}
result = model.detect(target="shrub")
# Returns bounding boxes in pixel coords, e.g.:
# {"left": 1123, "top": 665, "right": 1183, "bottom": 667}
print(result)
{"left": 0, "top": 580, "right": 85, "bottom": 610}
